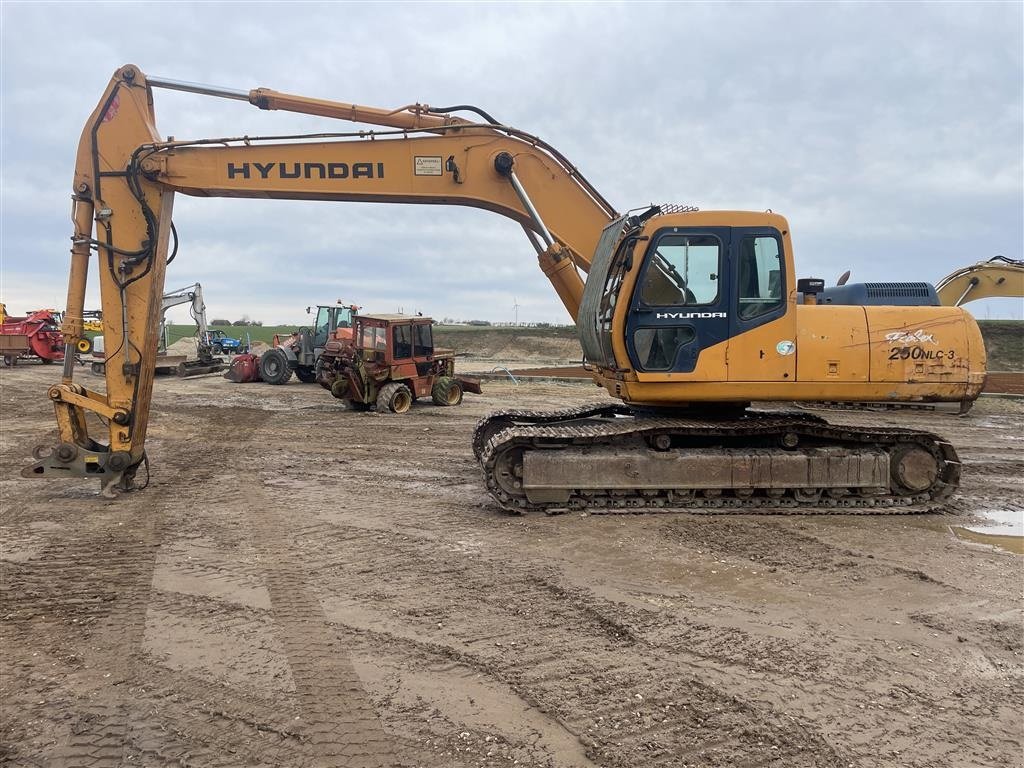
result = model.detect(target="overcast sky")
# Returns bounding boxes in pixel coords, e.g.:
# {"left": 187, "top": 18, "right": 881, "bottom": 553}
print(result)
{"left": 2, "top": 1, "right": 1022, "bottom": 326}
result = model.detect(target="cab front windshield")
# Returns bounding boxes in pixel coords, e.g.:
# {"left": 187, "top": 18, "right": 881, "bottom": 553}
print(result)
{"left": 640, "top": 235, "right": 720, "bottom": 306}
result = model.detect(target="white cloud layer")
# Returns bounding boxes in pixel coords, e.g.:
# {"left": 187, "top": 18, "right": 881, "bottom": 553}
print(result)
{"left": 2, "top": 2, "right": 1021, "bottom": 324}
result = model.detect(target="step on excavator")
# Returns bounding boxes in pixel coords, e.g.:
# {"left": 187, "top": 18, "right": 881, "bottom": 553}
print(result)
{"left": 24, "top": 65, "right": 986, "bottom": 507}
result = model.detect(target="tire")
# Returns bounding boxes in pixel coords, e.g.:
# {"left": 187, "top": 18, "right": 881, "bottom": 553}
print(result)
{"left": 376, "top": 381, "right": 413, "bottom": 414}
{"left": 77, "top": 337, "right": 94, "bottom": 354}
{"left": 295, "top": 366, "right": 317, "bottom": 384}
{"left": 2, "top": 355, "right": 14, "bottom": 367}
{"left": 91, "top": 362, "right": 105, "bottom": 375}
{"left": 431, "top": 376, "right": 464, "bottom": 406}
{"left": 315, "top": 356, "right": 333, "bottom": 390}
{"left": 212, "top": 344, "right": 223, "bottom": 355}
{"left": 259, "top": 348, "right": 293, "bottom": 385}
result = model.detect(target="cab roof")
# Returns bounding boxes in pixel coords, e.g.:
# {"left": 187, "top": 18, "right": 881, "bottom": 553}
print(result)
{"left": 358, "top": 313, "right": 432, "bottom": 323}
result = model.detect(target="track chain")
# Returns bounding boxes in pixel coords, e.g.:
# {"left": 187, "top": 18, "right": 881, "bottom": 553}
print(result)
{"left": 478, "top": 409, "right": 960, "bottom": 515}
{"left": 472, "top": 401, "right": 632, "bottom": 460}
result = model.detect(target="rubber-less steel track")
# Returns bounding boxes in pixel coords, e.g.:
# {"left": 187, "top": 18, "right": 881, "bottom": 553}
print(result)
{"left": 476, "top": 406, "right": 960, "bottom": 515}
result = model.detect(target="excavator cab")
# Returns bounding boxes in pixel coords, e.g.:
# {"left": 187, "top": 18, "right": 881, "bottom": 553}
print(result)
{"left": 579, "top": 211, "right": 796, "bottom": 390}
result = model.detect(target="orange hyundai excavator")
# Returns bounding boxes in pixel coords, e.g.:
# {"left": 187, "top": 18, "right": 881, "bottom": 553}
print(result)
{"left": 24, "top": 65, "right": 986, "bottom": 510}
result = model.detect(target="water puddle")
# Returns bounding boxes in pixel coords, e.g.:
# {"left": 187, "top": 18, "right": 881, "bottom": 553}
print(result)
{"left": 952, "top": 509, "right": 1024, "bottom": 555}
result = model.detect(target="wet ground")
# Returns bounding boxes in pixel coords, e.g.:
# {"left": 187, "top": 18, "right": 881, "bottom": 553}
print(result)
{"left": 1, "top": 364, "right": 1022, "bottom": 767}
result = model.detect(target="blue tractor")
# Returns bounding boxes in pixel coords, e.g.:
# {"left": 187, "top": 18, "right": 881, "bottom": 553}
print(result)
{"left": 202, "top": 329, "right": 247, "bottom": 356}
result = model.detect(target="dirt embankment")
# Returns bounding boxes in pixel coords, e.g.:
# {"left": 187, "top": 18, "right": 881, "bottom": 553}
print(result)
{"left": 1, "top": 364, "right": 1022, "bottom": 768}
{"left": 978, "top": 320, "right": 1024, "bottom": 371}
{"left": 435, "top": 327, "right": 582, "bottom": 370}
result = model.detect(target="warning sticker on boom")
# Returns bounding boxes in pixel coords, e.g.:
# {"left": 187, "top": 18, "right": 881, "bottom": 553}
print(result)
{"left": 414, "top": 156, "right": 444, "bottom": 176}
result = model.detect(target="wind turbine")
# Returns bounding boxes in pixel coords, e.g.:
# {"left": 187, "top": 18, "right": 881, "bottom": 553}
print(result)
{"left": 512, "top": 297, "right": 521, "bottom": 326}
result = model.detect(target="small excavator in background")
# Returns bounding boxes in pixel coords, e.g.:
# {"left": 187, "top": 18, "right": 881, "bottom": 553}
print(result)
{"left": 92, "top": 283, "right": 224, "bottom": 377}
{"left": 25, "top": 65, "right": 988, "bottom": 508}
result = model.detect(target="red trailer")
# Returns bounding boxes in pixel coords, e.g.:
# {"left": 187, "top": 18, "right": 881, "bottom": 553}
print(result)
{"left": 0, "top": 309, "right": 65, "bottom": 366}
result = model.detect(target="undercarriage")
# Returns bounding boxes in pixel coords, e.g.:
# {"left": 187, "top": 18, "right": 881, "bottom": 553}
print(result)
{"left": 474, "top": 404, "right": 960, "bottom": 514}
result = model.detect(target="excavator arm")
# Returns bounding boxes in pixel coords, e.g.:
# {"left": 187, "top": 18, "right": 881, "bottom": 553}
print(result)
{"left": 23, "top": 64, "right": 616, "bottom": 493}
{"left": 935, "top": 256, "right": 1024, "bottom": 307}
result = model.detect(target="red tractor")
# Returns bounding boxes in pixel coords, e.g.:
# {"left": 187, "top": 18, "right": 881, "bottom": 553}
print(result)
{"left": 0, "top": 308, "right": 65, "bottom": 366}
{"left": 316, "top": 314, "right": 480, "bottom": 412}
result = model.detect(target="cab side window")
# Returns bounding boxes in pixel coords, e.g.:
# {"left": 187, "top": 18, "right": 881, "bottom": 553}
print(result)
{"left": 414, "top": 324, "right": 433, "bottom": 357}
{"left": 737, "top": 236, "right": 783, "bottom": 320}
{"left": 393, "top": 324, "right": 413, "bottom": 359}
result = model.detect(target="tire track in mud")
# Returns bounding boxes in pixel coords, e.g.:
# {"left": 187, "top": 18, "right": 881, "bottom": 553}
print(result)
{"left": 144, "top": 405, "right": 398, "bottom": 766}
{"left": 240, "top": 482, "right": 397, "bottom": 766}
{"left": 1, "top": 511, "right": 163, "bottom": 768}
{"left": 261, "top": 515, "right": 846, "bottom": 767}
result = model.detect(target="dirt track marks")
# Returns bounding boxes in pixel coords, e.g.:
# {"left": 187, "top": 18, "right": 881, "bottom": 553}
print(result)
{"left": 265, "top": 514, "right": 845, "bottom": 767}
{"left": 1, "top": 508, "right": 162, "bottom": 767}
{"left": 244, "top": 489, "right": 397, "bottom": 768}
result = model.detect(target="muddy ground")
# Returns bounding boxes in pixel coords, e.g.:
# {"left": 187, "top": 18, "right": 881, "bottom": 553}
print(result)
{"left": 1, "top": 364, "right": 1022, "bottom": 768}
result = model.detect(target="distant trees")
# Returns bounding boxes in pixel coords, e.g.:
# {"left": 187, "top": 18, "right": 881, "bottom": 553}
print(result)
{"left": 210, "top": 318, "right": 231, "bottom": 326}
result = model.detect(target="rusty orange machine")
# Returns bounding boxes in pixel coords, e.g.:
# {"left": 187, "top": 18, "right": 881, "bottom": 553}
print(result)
{"left": 315, "top": 313, "right": 481, "bottom": 413}
{"left": 25, "top": 65, "right": 986, "bottom": 509}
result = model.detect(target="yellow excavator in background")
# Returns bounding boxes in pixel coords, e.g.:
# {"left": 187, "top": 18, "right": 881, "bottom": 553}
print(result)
{"left": 935, "top": 256, "right": 1024, "bottom": 307}
{"left": 24, "top": 65, "right": 986, "bottom": 509}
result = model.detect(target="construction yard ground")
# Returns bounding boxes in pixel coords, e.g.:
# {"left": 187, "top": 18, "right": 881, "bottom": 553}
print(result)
{"left": 1, "top": 360, "right": 1022, "bottom": 767}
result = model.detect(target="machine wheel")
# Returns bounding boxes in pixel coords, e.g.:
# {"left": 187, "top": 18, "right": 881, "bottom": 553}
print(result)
{"left": 431, "top": 376, "right": 464, "bottom": 406}
{"left": 212, "top": 343, "right": 223, "bottom": 355}
{"left": 295, "top": 366, "right": 317, "bottom": 383}
{"left": 2, "top": 355, "right": 15, "bottom": 367}
{"left": 259, "top": 348, "right": 293, "bottom": 385}
{"left": 376, "top": 382, "right": 413, "bottom": 414}
{"left": 76, "top": 337, "right": 94, "bottom": 354}
{"left": 91, "top": 362, "right": 105, "bottom": 375}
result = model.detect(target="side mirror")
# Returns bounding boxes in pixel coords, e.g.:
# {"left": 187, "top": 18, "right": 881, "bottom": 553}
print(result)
{"left": 305, "top": 306, "right": 311, "bottom": 314}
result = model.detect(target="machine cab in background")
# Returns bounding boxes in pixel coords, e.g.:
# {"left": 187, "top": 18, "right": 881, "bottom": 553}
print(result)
{"left": 623, "top": 218, "right": 795, "bottom": 382}
{"left": 311, "top": 303, "right": 356, "bottom": 347}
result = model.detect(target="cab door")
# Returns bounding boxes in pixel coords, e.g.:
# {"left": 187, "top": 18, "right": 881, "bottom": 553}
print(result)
{"left": 725, "top": 228, "right": 795, "bottom": 381}
{"left": 313, "top": 306, "right": 331, "bottom": 348}
{"left": 625, "top": 227, "right": 731, "bottom": 377}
